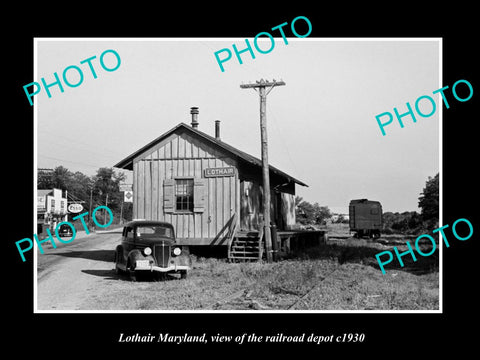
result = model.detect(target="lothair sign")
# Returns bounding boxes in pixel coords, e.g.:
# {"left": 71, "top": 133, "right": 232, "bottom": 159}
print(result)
{"left": 67, "top": 203, "right": 84, "bottom": 213}
{"left": 204, "top": 167, "right": 235, "bottom": 178}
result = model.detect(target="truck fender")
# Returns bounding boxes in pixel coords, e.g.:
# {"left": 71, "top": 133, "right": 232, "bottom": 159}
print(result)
{"left": 173, "top": 246, "right": 192, "bottom": 267}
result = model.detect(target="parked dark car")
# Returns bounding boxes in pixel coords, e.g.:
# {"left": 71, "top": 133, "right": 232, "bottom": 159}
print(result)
{"left": 114, "top": 220, "right": 191, "bottom": 280}
{"left": 57, "top": 223, "right": 74, "bottom": 237}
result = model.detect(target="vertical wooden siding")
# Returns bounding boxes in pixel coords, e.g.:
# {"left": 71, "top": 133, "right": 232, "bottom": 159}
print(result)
{"left": 239, "top": 181, "right": 296, "bottom": 231}
{"left": 280, "top": 192, "right": 296, "bottom": 229}
{"left": 133, "top": 131, "right": 237, "bottom": 242}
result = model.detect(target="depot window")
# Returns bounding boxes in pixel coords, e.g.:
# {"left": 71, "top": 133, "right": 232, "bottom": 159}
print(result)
{"left": 175, "top": 178, "right": 194, "bottom": 212}
{"left": 163, "top": 178, "right": 205, "bottom": 214}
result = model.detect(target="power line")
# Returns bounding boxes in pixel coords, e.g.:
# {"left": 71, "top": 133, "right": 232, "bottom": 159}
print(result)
{"left": 37, "top": 154, "right": 109, "bottom": 170}
{"left": 37, "top": 128, "right": 127, "bottom": 159}
{"left": 266, "top": 102, "right": 300, "bottom": 178}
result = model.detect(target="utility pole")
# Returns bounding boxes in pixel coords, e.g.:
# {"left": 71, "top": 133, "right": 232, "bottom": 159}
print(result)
{"left": 89, "top": 187, "right": 93, "bottom": 231}
{"left": 240, "top": 78, "right": 286, "bottom": 262}
{"left": 104, "top": 193, "right": 109, "bottom": 225}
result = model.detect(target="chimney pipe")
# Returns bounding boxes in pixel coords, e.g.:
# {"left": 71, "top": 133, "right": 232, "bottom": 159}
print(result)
{"left": 215, "top": 120, "right": 221, "bottom": 140}
{"left": 190, "top": 107, "right": 199, "bottom": 129}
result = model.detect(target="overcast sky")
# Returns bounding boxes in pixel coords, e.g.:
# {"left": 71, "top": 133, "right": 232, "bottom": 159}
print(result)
{"left": 36, "top": 38, "right": 440, "bottom": 214}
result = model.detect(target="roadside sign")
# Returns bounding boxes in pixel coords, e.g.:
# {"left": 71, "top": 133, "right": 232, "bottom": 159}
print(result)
{"left": 68, "top": 203, "right": 84, "bottom": 213}
{"left": 124, "top": 190, "right": 133, "bottom": 202}
{"left": 119, "top": 184, "right": 133, "bottom": 192}
{"left": 204, "top": 167, "right": 235, "bottom": 177}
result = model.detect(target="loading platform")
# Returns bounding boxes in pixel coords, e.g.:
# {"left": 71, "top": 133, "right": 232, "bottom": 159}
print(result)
{"left": 228, "top": 229, "right": 328, "bottom": 262}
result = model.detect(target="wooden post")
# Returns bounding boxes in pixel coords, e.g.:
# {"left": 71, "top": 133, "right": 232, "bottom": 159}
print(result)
{"left": 120, "top": 196, "right": 124, "bottom": 224}
{"left": 240, "top": 79, "right": 286, "bottom": 262}
{"left": 104, "top": 193, "right": 108, "bottom": 225}
{"left": 271, "top": 224, "right": 279, "bottom": 261}
{"left": 88, "top": 187, "right": 93, "bottom": 231}
{"left": 258, "top": 83, "right": 273, "bottom": 262}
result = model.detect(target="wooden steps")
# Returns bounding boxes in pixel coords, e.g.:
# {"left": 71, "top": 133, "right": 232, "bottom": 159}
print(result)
{"left": 227, "top": 226, "right": 327, "bottom": 262}
{"left": 228, "top": 229, "right": 264, "bottom": 262}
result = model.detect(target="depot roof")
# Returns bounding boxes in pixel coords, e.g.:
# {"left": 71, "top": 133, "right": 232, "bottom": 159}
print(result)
{"left": 114, "top": 122, "right": 307, "bottom": 187}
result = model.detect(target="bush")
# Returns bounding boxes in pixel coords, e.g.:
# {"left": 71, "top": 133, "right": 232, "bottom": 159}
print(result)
{"left": 382, "top": 227, "right": 394, "bottom": 235}
{"left": 383, "top": 211, "right": 424, "bottom": 235}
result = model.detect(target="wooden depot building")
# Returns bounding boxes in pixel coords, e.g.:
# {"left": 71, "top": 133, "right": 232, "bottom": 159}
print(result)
{"left": 114, "top": 107, "right": 325, "bottom": 261}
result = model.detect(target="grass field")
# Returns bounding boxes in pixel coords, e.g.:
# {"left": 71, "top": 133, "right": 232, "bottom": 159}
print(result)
{"left": 84, "top": 224, "right": 439, "bottom": 311}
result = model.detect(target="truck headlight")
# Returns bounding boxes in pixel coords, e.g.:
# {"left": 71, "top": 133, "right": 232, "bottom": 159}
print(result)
{"left": 143, "top": 247, "right": 152, "bottom": 256}
{"left": 173, "top": 247, "right": 182, "bottom": 256}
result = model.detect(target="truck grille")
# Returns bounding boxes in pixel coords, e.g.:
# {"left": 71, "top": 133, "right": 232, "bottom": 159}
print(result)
{"left": 154, "top": 243, "right": 170, "bottom": 267}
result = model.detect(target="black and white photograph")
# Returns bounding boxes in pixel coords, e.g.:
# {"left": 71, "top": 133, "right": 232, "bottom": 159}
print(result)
{"left": 33, "top": 38, "right": 441, "bottom": 312}
{"left": 7, "top": 6, "right": 478, "bottom": 354}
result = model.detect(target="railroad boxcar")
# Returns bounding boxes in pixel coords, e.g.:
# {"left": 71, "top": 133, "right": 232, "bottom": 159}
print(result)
{"left": 349, "top": 199, "right": 382, "bottom": 238}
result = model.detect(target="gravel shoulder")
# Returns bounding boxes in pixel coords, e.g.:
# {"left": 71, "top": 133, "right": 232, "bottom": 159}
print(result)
{"left": 36, "top": 231, "right": 121, "bottom": 310}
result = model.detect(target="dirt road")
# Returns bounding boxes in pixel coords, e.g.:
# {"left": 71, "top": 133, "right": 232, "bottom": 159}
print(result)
{"left": 36, "top": 227, "right": 439, "bottom": 311}
{"left": 37, "top": 230, "right": 121, "bottom": 310}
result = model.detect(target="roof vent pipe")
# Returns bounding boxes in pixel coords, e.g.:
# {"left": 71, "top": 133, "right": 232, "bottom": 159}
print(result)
{"left": 190, "top": 107, "right": 199, "bottom": 129}
{"left": 215, "top": 120, "right": 221, "bottom": 140}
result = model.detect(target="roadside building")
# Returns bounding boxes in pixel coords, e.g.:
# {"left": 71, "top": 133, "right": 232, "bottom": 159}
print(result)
{"left": 37, "top": 188, "right": 68, "bottom": 232}
{"left": 330, "top": 213, "right": 349, "bottom": 222}
{"left": 114, "top": 107, "right": 325, "bottom": 260}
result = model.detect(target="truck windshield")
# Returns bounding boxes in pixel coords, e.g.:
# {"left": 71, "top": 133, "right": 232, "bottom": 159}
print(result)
{"left": 136, "top": 225, "right": 173, "bottom": 238}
